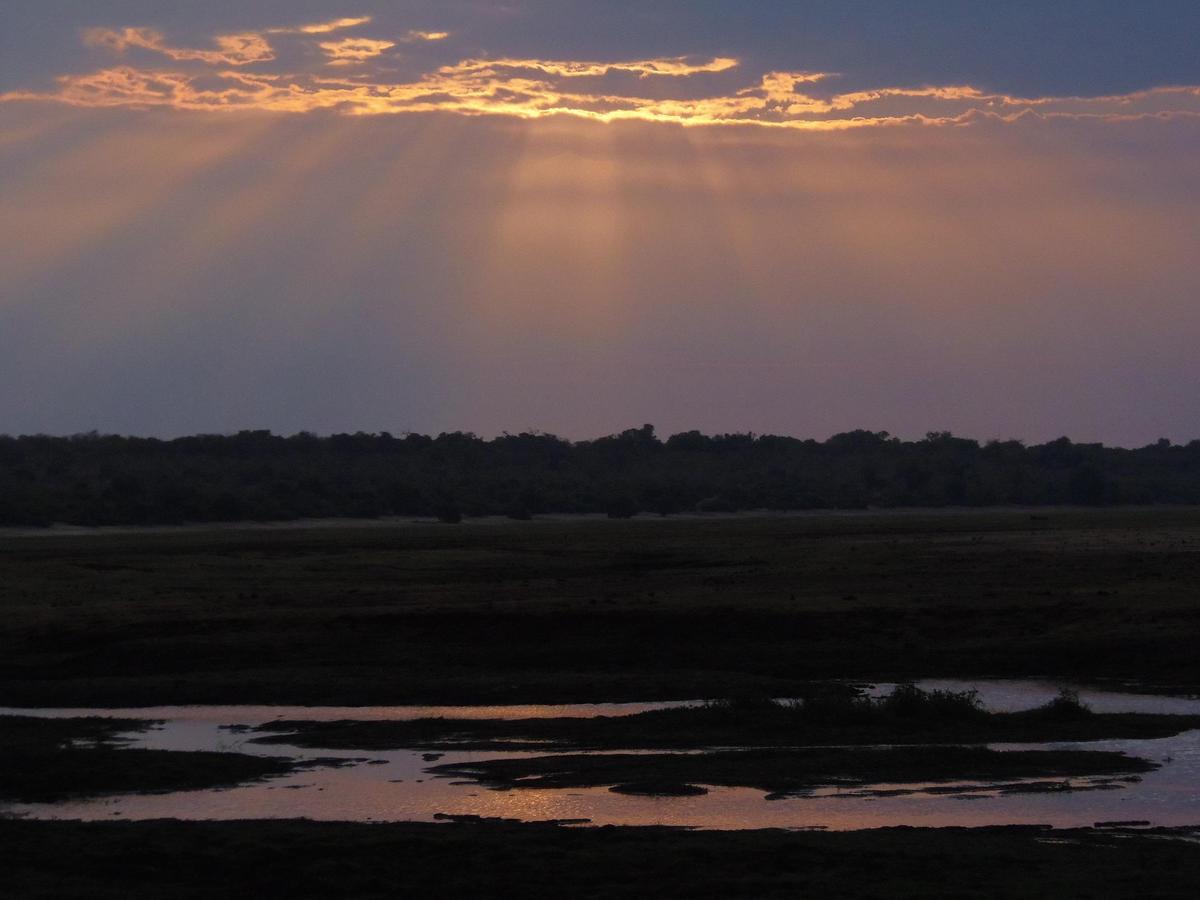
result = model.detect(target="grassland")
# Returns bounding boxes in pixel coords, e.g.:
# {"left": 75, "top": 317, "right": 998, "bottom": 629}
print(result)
{"left": 2, "top": 508, "right": 1198, "bottom": 706}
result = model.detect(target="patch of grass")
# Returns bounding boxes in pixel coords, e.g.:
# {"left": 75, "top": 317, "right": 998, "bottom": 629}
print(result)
{"left": 1025, "top": 688, "right": 1093, "bottom": 720}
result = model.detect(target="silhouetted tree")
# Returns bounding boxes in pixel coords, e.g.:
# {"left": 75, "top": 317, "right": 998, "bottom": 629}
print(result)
{"left": 0, "top": 428, "right": 1193, "bottom": 526}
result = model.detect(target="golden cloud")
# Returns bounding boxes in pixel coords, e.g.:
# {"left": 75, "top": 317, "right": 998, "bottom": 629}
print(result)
{"left": 12, "top": 30, "right": 1200, "bottom": 130}
{"left": 319, "top": 38, "right": 397, "bottom": 65}
{"left": 270, "top": 17, "right": 373, "bottom": 35}
{"left": 82, "top": 27, "right": 274, "bottom": 66}
{"left": 440, "top": 56, "right": 740, "bottom": 79}
{"left": 402, "top": 30, "right": 451, "bottom": 42}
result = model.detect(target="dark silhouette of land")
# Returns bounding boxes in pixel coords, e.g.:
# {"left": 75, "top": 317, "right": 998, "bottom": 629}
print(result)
{"left": 250, "top": 690, "right": 1200, "bottom": 752}
{"left": 426, "top": 744, "right": 1154, "bottom": 797}
{"left": 5, "top": 819, "right": 1200, "bottom": 899}
{"left": 2, "top": 427, "right": 1198, "bottom": 527}
{"left": 2, "top": 509, "right": 1198, "bottom": 706}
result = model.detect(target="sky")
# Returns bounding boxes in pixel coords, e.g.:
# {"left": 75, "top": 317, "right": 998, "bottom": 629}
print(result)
{"left": 2, "top": 2, "right": 1199, "bottom": 445}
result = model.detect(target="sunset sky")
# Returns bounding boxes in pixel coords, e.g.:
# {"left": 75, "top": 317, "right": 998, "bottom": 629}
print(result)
{"left": 3, "top": 2, "right": 1199, "bottom": 444}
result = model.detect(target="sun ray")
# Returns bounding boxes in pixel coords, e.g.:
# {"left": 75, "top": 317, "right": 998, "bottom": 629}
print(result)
{"left": 463, "top": 118, "right": 632, "bottom": 334}
{"left": 0, "top": 111, "right": 276, "bottom": 292}
{"left": 108, "top": 117, "right": 364, "bottom": 330}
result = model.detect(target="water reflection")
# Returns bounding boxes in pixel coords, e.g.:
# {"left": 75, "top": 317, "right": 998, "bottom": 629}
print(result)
{"left": 0, "top": 700, "right": 699, "bottom": 727}
{"left": 3, "top": 681, "right": 1199, "bottom": 830}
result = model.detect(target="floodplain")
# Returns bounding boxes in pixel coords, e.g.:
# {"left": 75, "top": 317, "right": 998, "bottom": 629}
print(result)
{"left": 4, "top": 510, "right": 1199, "bottom": 897}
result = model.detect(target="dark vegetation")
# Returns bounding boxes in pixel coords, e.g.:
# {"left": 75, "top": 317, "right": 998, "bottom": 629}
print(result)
{"left": 5, "top": 819, "right": 1200, "bottom": 899}
{"left": 2, "top": 427, "right": 1199, "bottom": 526}
{"left": 2, "top": 510, "right": 1199, "bottom": 705}
{"left": 429, "top": 745, "right": 1155, "bottom": 797}
{"left": 610, "top": 780, "right": 710, "bottom": 796}
{"left": 0, "top": 715, "right": 299, "bottom": 803}
{"left": 252, "top": 687, "right": 1200, "bottom": 751}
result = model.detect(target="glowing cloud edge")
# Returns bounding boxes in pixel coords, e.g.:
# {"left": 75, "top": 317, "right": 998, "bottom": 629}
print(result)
{"left": 8, "top": 26, "right": 1200, "bottom": 130}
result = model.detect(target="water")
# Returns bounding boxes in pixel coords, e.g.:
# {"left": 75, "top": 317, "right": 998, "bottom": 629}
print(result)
{"left": 4, "top": 681, "right": 1199, "bottom": 830}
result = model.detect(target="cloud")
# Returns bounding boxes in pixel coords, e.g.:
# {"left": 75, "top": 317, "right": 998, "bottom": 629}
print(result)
{"left": 270, "top": 17, "right": 373, "bottom": 35}
{"left": 440, "top": 56, "right": 739, "bottom": 78}
{"left": 402, "top": 30, "right": 450, "bottom": 43}
{"left": 82, "top": 27, "right": 274, "bottom": 66}
{"left": 8, "top": 26, "right": 1198, "bottom": 129}
{"left": 319, "top": 38, "right": 397, "bottom": 66}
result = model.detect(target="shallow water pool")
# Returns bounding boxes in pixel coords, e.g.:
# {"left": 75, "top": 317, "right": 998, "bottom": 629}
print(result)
{"left": 4, "top": 680, "right": 1198, "bottom": 830}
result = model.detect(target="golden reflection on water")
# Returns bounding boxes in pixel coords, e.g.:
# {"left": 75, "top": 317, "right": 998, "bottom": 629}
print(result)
{"left": 10, "top": 731, "right": 1200, "bottom": 831}
{"left": 5, "top": 685, "right": 1200, "bottom": 830}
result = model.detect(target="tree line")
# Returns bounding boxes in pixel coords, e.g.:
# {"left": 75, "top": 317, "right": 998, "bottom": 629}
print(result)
{"left": 1, "top": 426, "right": 1198, "bottom": 526}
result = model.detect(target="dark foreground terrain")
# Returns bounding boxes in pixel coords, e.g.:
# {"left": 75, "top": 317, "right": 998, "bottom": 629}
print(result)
{"left": 5, "top": 819, "right": 1200, "bottom": 899}
{"left": 4, "top": 510, "right": 1199, "bottom": 898}
{"left": 2, "top": 509, "right": 1199, "bottom": 705}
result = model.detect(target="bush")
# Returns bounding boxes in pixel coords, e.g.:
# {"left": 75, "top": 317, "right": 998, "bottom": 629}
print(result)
{"left": 1030, "top": 688, "right": 1092, "bottom": 720}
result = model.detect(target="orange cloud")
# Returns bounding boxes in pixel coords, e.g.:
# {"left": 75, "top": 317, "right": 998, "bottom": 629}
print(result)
{"left": 270, "top": 17, "right": 373, "bottom": 35}
{"left": 82, "top": 27, "right": 274, "bottom": 66}
{"left": 441, "top": 56, "right": 740, "bottom": 79}
{"left": 402, "top": 30, "right": 451, "bottom": 43}
{"left": 319, "top": 38, "right": 397, "bottom": 65}
{"left": 10, "top": 31, "right": 1200, "bottom": 130}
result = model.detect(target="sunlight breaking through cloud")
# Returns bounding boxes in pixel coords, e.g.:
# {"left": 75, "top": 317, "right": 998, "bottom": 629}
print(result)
{"left": 319, "top": 37, "right": 396, "bottom": 65}
{"left": 4, "top": 5, "right": 1200, "bottom": 445}
{"left": 5, "top": 19, "right": 1199, "bottom": 129}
